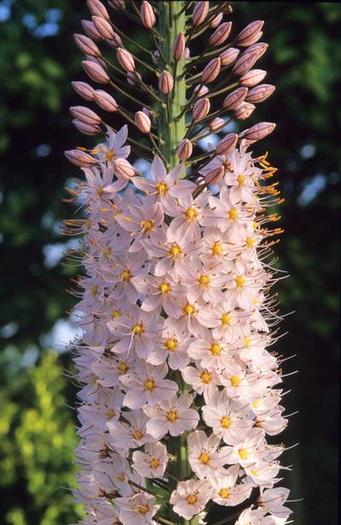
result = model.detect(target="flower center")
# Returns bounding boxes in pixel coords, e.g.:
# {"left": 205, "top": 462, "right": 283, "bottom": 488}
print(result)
{"left": 183, "top": 303, "right": 196, "bottom": 316}
{"left": 219, "top": 488, "right": 230, "bottom": 499}
{"left": 186, "top": 494, "right": 198, "bottom": 505}
{"left": 118, "top": 361, "right": 128, "bottom": 373}
{"left": 132, "top": 429, "right": 143, "bottom": 440}
{"left": 159, "top": 282, "right": 171, "bottom": 294}
{"left": 144, "top": 378, "right": 155, "bottom": 391}
{"left": 156, "top": 181, "right": 169, "bottom": 194}
{"left": 211, "top": 241, "right": 222, "bottom": 255}
{"left": 246, "top": 236, "right": 255, "bottom": 248}
{"left": 199, "top": 452, "right": 210, "bottom": 464}
{"left": 228, "top": 208, "right": 239, "bottom": 220}
{"left": 237, "top": 174, "right": 245, "bottom": 186}
{"left": 150, "top": 457, "right": 160, "bottom": 469}
{"left": 121, "top": 269, "right": 131, "bottom": 282}
{"left": 220, "top": 416, "right": 231, "bottom": 429}
{"left": 198, "top": 274, "right": 210, "bottom": 286}
{"left": 169, "top": 243, "right": 182, "bottom": 258}
{"left": 184, "top": 207, "right": 198, "bottom": 220}
{"left": 244, "top": 336, "right": 251, "bottom": 348}
{"left": 164, "top": 338, "right": 178, "bottom": 352}
{"left": 105, "top": 149, "right": 116, "bottom": 161}
{"left": 230, "top": 375, "right": 241, "bottom": 387}
{"left": 166, "top": 409, "right": 178, "bottom": 422}
{"left": 235, "top": 275, "right": 245, "bottom": 288}
{"left": 140, "top": 219, "right": 154, "bottom": 232}
{"left": 132, "top": 322, "right": 144, "bottom": 336}
{"left": 91, "top": 285, "right": 98, "bottom": 296}
{"left": 138, "top": 505, "right": 150, "bottom": 514}
{"left": 252, "top": 399, "right": 260, "bottom": 409}
{"left": 220, "top": 312, "right": 231, "bottom": 326}
{"left": 238, "top": 448, "right": 249, "bottom": 460}
{"left": 210, "top": 342, "right": 221, "bottom": 356}
{"left": 111, "top": 309, "right": 121, "bottom": 319}
{"left": 200, "top": 370, "right": 212, "bottom": 384}
{"left": 106, "top": 409, "right": 116, "bottom": 419}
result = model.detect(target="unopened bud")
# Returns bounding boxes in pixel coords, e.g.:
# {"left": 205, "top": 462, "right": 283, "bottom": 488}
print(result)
{"left": 82, "top": 60, "right": 110, "bottom": 84}
{"left": 173, "top": 33, "right": 186, "bottom": 61}
{"left": 135, "top": 111, "right": 151, "bottom": 133}
{"left": 74, "top": 34, "right": 100, "bottom": 57}
{"left": 72, "top": 119, "right": 101, "bottom": 135}
{"left": 242, "top": 122, "right": 276, "bottom": 142}
{"left": 220, "top": 47, "right": 240, "bottom": 66}
{"left": 234, "top": 102, "right": 256, "bottom": 120}
{"left": 192, "top": 97, "right": 210, "bottom": 122}
{"left": 127, "top": 71, "right": 142, "bottom": 86}
{"left": 159, "top": 70, "right": 174, "bottom": 94}
{"left": 223, "top": 87, "right": 248, "bottom": 109}
{"left": 205, "top": 165, "right": 225, "bottom": 185}
{"left": 113, "top": 158, "right": 135, "bottom": 179}
{"left": 192, "top": 1, "right": 209, "bottom": 27}
{"left": 246, "top": 84, "right": 276, "bottom": 103}
{"left": 140, "top": 1, "right": 156, "bottom": 29}
{"left": 142, "top": 107, "right": 156, "bottom": 119}
{"left": 177, "top": 139, "right": 193, "bottom": 161}
{"left": 65, "top": 149, "right": 97, "bottom": 167}
{"left": 210, "top": 12, "right": 223, "bottom": 29}
{"left": 232, "top": 43, "right": 268, "bottom": 76}
{"left": 94, "top": 90, "right": 118, "bottom": 111}
{"left": 235, "top": 20, "right": 264, "bottom": 47}
{"left": 81, "top": 19, "right": 102, "bottom": 40}
{"left": 194, "top": 84, "right": 209, "bottom": 97}
{"left": 117, "top": 47, "right": 135, "bottom": 72}
{"left": 87, "top": 0, "right": 109, "bottom": 19}
{"left": 110, "top": 0, "right": 126, "bottom": 8}
{"left": 70, "top": 105, "right": 101, "bottom": 126}
{"left": 71, "top": 81, "right": 95, "bottom": 101}
{"left": 209, "top": 22, "right": 232, "bottom": 47}
{"left": 240, "top": 69, "right": 267, "bottom": 87}
{"left": 201, "top": 57, "right": 221, "bottom": 84}
{"left": 209, "top": 117, "right": 225, "bottom": 132}
{"left": 92, "top": 15, "right": 115, "bottom": 40}
{"left": 215, "top": 133, "right": 238, "bottom": 155}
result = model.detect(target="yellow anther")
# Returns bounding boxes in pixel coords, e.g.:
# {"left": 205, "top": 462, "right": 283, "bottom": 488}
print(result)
{"left": 184, "top": 207, "right": 198, "bottom": 220}
{"left": 211, "top": 241, "right": 222, "bottom": 255}
{"left": 251, "top": 469, "right": 258, "bottom": 476}
{"left": 220, "top": 416, "right": 231, "bottom": 429}
{"left": 164, "top": 338, "right": 178, "bottom": 352}
{"left": 220, "top": 312, "right": 231, "bottom": 326}
{"left": 91, "top": 285, "right": 98, "bottom": 296}
{"left": 230, "top": 375, "right": 241, "bottom": 387}
{"left": 246, "top": 236, "right": 255, "bottom": 248}
{"left": 132, "top": 323, "right": 144, "bottom": 336}
{"left": 244, "top": 336, "right": 251, "bottom": 348}
{"left": 200, "top": 371, "right": 212, "bottom": 384}
{"left": 118, "top": 361, "right": 128, "bottom": 373}
{"left": 235, "top": 275, "right": 245, "bottom": 288}
{"left": 198, "top": 274, "right": 210, "bottom": 286}
{"left": 121, "top": 269, "right": 131, "bottom": 282}
{"left": 156, "top": 181, "right": 168, "bottom": 194}
{"left": 237, "top": 174, "right": 245, "bottom": 186}
{"left": 166, "top": 410, "right": 178, "bottom": 422}
{"left": 183, "top": 303, "right": 196, "bottom": 316}
{"left": 186, "top": 494, "right": 198, "bottom": 505}
{"left": 219, "top": 488, "right": 230, "bottom": 499}
{"left": 97, "top": 187, "right": 104, "bottom": 196}
{"left": 228, "top": 208, "right": 239, "bottom": 221}
{"left": 251, "top": 399, "right": 260, "bottom": 409}
{"left": 150, "top": 457, "right": 160, "bottom": 469}
{"left": 102, "top": 247, "right": 112, "bottom": 259}
{"left": 210, "top": 342, "right": 221, "bottom": 356}
{"left": 144, "top": 378, "right": 155, "bottom": 391}
{"left": 138, "top": 505, "right": 149, "bottom": 514}
{"left": 106, "top": 409, "right": 116, "bottom": 419}
{"left": 199, "top": 452, "right": 210, "bottom": 464}
{"left": 111, "top": 309, "right": 121, "bottom": 319}
{"left": 159, "top": 282, "right": 171, "bottom": 294}
{"left": 169, "top": 243, "right": 182, "bottom": 258}
{"left": 238, "top": 448, "right": 249, "bottom": 460}
{"left": 133, "top": 429, "right": 143, "bottom": 440}
{"left": 140, "top": 219, "right": 154, "bottom": 232}
{"left": 105, "top": 149, "right": 115, "bottom": 161}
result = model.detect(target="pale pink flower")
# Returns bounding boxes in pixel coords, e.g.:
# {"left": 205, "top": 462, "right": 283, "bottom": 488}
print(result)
{"left": 94, "top": 125, "right": 130, "bottom": 162}
{"left": 182, "top": 365, "right": 219, "bottom": 397}
{"left": 144, "top": 393, "right": 199, "bottom": 439}
{"left": 107, "top": 410, "right": 154, "bottom": 450}
{"left": 225, "top": 428, "right": 266, "bottom": 467}
{"left": 188, "top": 332, "right": 229, "bottom": 370}
{"left": 209, "top": 466, "right": 253, "bottom": 506}
{"left": 116, "top": 492, "right": 157, "bottom": 525}
{"left": 132, "top": 442, "right": 168, "bottom": 478}
{"left": 147, "top": 319, "right": 191, "bottom": 370}
{"left": 170, "top": 479, "right": 213, "bottom": 520}
{"left": 188, "top": 430, "right": 230, "bottom": 479}
{"left": 258, "top": 487, "right": 292, "bottom": 519}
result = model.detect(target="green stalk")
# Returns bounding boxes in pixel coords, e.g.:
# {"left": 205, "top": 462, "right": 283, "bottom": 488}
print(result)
{"left": 158, "top": 4, "right": 199, "bottom": 525}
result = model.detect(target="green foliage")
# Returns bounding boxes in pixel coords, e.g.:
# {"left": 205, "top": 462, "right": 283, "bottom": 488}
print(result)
{"left": 0, "top": 1, "right": 339, "bottom": 524}
{"left": 0, "top": 352, "right": 83, "bottom": 525}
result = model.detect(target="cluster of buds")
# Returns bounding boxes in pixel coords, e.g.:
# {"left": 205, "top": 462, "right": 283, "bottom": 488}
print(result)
{"left": 65, "top": 2, "right": 294, "bottom": 525}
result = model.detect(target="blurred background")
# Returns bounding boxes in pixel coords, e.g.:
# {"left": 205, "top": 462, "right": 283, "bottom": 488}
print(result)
{"left": 0, "top": 1, "right": 340, "bottom": 524}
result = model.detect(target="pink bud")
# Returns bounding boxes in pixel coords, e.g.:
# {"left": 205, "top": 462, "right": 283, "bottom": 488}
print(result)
{"left": 234, "top": 102, "right": 256, "bottom": 120}
{"left": 209, "top": 22, "right": 232, "bottom": 47}
{"left": 127, "top": 71, "right": 142, "bottom": 86}
{"left": 74, "top": 34, "right": 100, "bottom": 57}
{"left": 209, "top": 117, "right": 225, "bottom": 132}
{"left": 246, "top": 84, "right": 276, "bottom": 103}
{"left": 235, "top": 20, "right": 264, "bottom": 47}
{"left": 71, "top": 81, "right": 95, "bottom": 101}
{"left": 194, "top": 84, "right": 209, "bottom": 97}
{"left": 110, "top": 0, "right": 126, "bottom": 8}
{"left": 159, "top": 70, "right": 174, "bottom": 94}
{"left": 223, "top": 87, "right": 248, "bottom": 109}
{"left": 192, "top": 1, "right": 209, "bottom": 27}
{"left": 201, "top": 57, "right": 221, "bottom": 84}
{"left": 173, "top": 33, "right": 186, "bottom": 61}
{"left": 113, "top": 158, "right": 135, "bottom": 179}
{"left": 215, "top": 133, "right": 238, "bottom": 155}
{"left": 220, "top": 47, "right": 240, "bottom": 66}
{"left": 81, "top": 19, "right": 102, "bottom": 40}
{"left": 82, "top": 60, "right": 110, "bottom": 84}
{"left": 140, "top": 1, "right": 156, "bottom": 29}
{"left": 72, "top": 119, "right": 101, "bottom": 135}
{"left": 116, "top": 47, "right": 135, "bottom": 72}
{"left": 240, "top": 69, "right": 267, "bottom": 87}
{"left": 87, "top": 0, "right": 110, "bottom": 19}
{"left": 94, "top": 90, "right": 118, "bottom": 111}
{"left": 135, "top": 111, "right": 151, "bottom": 133}
{"left": 242, "top": 122, "right": 276, "bottom": 142}
{"left": 110, "top": 32, "right": 123, "bottom": 48}
{"left": 205, "top": 164, "right": 225, "bottom": 185}
{"left": 92, "top": 15, "right": 115, "bottom": 40}
{"left": 177, "top": 139, "right": 193, "bottom": 161}
{"left": 192, "top": 97, "right": 210, "bottom": 122}
{"left": 232, "top": 43, "right": 268, "bottom": 76}
{"left": 64, "top": 149, "right": 97, "bottom": 167}
{"left": 210, "top": 12, "right": 223, "bottom": 29}
{"left": 70, "top": 105, "right": 101, "bottom": 126}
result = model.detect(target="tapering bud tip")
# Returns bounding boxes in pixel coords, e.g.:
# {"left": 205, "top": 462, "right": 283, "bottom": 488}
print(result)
{"left": 159, "top": 71, "right": 174, "bottom": 94}
{"left": 209, "top": 117, "right": 225, "bottom": 132}
{"left": 94, "top": 90, "right": 118, "bottom": 112}
{"left": 113, "top": 158, "right": 135, "bottom": 179}
{"left": 71, "top": 81, "right": 95, "bottom": 101}
{"left": 223, "top": 87, "right": 248, "bottom": 110}
{"left": 192, "top": 1, "right": 209, "bottom": 27}
{"left": 234, "top": 102, "right": 256, "bottom": 120}
{"left": 220, "top": 47, "right": 240, "bottom": 67}
{"left": 74, "top": 34, "right": 100, "bottom": 57}
{"left": 232, "top": 43, "right": 268, "bottom": 76}
{"left": 240, "top": 69, "right": 267, "bottom": 87}
{"left": 135, "top": 111, "right": 151, "bottom": 134}
{"left": 86, "top": 0, "right": 110, "bottom": 20}
{"left": 235, "top": 20, "right": 264, "bottom": 47}
{"left": 82, "top": 60, "right": 110, "bottom": 84}
{"left": 192, "top": 97, "right": 210, "bottom": 122}
{"left": 117, "top": 47, "right": 135, "bottom": 72}
{"left": 173, "top": 33, "right": 186, "bottom": 61}
{"left": 177, "top": 139, "right": 193, "bottom": 161}
{"left": 246, "top": 84, "right": 276, "bottom": 103}
{"left": 215, "top": 133, "right": 238, "bottom": 155}
{"left": 70, "top": 105, "right": 101, "bottom": 126}
{"left": 209, "top": 21, "right": 232, "bottom": 47}
{"left": 242, "top": 122, "right": 276, "bottom": 142}
{"left": 210, "top": 12, "right": 223, "bottom": 29}
{"left": 72, "top": 120, "right": 101, "bottom": 135}
{"left": 140, "top": 1, "right": 156, "bottom": 29}
{"left": 81, "top": 19, "right": 102, "bottom": 41}
{"left": 201, "top": 57, "right": 221, "bottom": 84}
{"left": 65, "top": 149, "right": 97, "bottom": 167}
{"left": 92, "top": 15, "right": 115, "bottom": 40}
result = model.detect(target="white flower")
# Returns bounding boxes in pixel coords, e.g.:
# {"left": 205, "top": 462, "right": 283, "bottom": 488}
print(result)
{"left": 132, "top": 442, "right": 168, "bottom": 479}
{"left": 170, "top": 480, "right": 213, "bottom": 520}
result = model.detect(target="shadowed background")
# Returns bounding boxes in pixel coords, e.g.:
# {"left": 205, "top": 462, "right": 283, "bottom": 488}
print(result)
{"left": 0, "top": 1, "right": 339, "bottom": 524}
